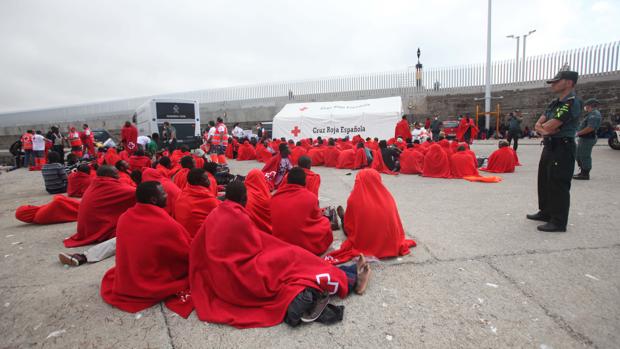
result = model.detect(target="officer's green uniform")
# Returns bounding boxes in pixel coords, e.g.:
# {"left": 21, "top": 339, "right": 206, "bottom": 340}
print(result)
{"left": 537, "top": 90, "right": 582, "bottom": 229}
{"left": 576, "top": 108, "right": 601, "bottom": 172}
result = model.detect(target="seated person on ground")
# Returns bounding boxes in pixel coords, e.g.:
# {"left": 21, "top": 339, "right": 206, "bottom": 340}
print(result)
{"left": 173, "top": 156, "right": 196, "bottom": 190}
{"left": 189, "top": 182, "right": 371, "bottom": 329}
{"left": 480, "top": 140, "right": 517, "bottom": 173}
{"left": 175, "top": 168, "right": 220, "bottom": 237}
{"left": 450, "top": 145, "right": 480, "bottom": 178}
{"left": 101, "top": 181, "right": 194, "bottom": 318}
{"left": 115, "top": 160, "right": 137, "bottom": 187}
{"left": 271, "top": 167, "right": 333, "bottom": 255}
{"left": 67, "top": 163, "right": 93, "bottom": 197}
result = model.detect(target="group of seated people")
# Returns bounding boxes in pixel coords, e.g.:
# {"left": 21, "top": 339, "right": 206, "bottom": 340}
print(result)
{"left": 17, "top": 137, "right": 426, "bottom": 328}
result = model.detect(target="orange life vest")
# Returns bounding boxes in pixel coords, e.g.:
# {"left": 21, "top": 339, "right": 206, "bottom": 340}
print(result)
{"left": 212, "top": 123, "right": 229, "bottom": 147}
{"left": 21, "top": 133, "right": 33, "bottom": 150}
{"left": 69, "top": 131, "right": 83, "bottom": 147}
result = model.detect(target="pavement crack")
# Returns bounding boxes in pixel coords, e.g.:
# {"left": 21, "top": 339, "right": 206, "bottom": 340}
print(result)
{"left": 486, "top": 260, "right": 596, "bottom": 348}
{"left": 159, "top": 303, "right": 176, "bottom": 349}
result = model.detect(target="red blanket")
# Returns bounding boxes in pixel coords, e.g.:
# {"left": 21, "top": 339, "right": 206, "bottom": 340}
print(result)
{"left": 422, "top": 144, "right": 451, "bottom": 178}
{"left": 450, "top": 151, "right": 480, "bottom": 178}
{"left": 336, "top": 149, "right": 356, "bottom": 169}
{"left": 456, "top": 118, "right": 479, "bottom": 142}
{"left": 290, "top": 147, "right": 307, "bottom": 166}
{"left": 244, "top": 169, "right": 272, "bottom": 233}
{"left": 64, "top": 177, "right": 136, "bottom": 247}
{"left": 399, "top": 148, "right": 424, "bottom": 174}
{"left": 353, "top": 148, "right": 368, "bottom": 169}
{"left": 173, "top": 168, "right": 190, "bottom": 190}
{"left": 481, "top": 147, "right": 516, "bottom": 173}
{"left": 323, "top": 146, "right": 341, "bottom": 167}
{"left": 326, "top": 169, "right": 416, "bottom": 264}
{"left": 307, "top": 148, "right": 325, "bottom": 166}
{"left": 174, "top": 185, "right": 220, "bottom": 237}
{"left": 156, "top": 164, "right": 173, "bottom": 178}
{"left": 270, "top": 184, "right": 332, "bottom": 255}
{"left": 261, "top": 154, "right": 282, "bottom": 174}
{"left": 282, "top": 168, "right": 321, "bottom": 196}
{"left": 101, "top": 203, "right": 193, "bottom": 317}
{"left": 371, "top": 149, "right": 397, "bottom": 175}
{"left": 394, "top": 119, "right": 412, "bottom": 140}
{"left": 237, "top": 141, "right": 256, "bottom": 161}
{"left": 189, "top": 200, "right": 348, "bottom": 328}
{"left": 118, "top": 171, "right": 136, "bottom": 187}
{"left": 128, "top": 155, "right": 152, "bottom": 172}
{"left": 103, "top": 148, "right": 121, "bottom": 166}
{"left": 67, "top": 171, "right": 92, "bottom": 197}
{"left": 15, "top": 195, "right": 80, "bottom": 224}
{"left": 142, "top": 168, "right": 181, "bottom": 216}
{"left": 255, "top": 143, "right": 272, "bottom": 163}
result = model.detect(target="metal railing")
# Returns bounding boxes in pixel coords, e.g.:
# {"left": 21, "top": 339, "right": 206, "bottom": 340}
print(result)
{"left": 1, "top": 40, "right": 618, "bottom": 127}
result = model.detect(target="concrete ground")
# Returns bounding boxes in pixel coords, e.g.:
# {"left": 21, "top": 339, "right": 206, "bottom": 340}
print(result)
{"left": 0, "top": 139, "right": 618, "bottom": 349}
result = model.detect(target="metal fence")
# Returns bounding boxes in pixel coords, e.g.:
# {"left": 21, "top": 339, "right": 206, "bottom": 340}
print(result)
{"left": 1, "top": 40, "right": 618, "bottom": 126}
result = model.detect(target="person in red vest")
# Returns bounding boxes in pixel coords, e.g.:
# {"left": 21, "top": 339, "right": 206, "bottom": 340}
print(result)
{"left": 212, "top": 117, "right": 229, "bottom": 164}
{"left": 81, "top": 124, "right": 96, "bottom": 159}
{"left": 394, "top": 115, "right": 412, "bottom": 143}
{"left": 456, "top": 114, "right": 479, "bottom": 144}
{"left": 20, "top": 130, "right": 34, "bottom": 168}
{"left": 121, "top": 121, "right": 138, "bottom": 155}
{"left": 67, "top": 126, "right": 83, "bottom": 158}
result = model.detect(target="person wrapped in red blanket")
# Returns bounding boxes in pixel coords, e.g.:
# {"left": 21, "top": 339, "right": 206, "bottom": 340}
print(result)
{"left": 282, "top": 156, "right": 321, "bottom": 196}
{"left": 236, "top": 140, "right": 256, "bottom": 161}
{"left": 173, "top": 156, "right": 196, "bottom": 190}
{"left": 481, "top": 140, "right": 517, "bottom": 173}
{"left": 326, "top": 169, "right": 416, "bottom": 264}
{"left": 323, "top": 139, "right": 341, "bottom": 167}
{"left": 189, "top": 182, "right": 370, "bottom": 329}
{"left": 353, "top": 142, "right": 369, "bottom": 169}
{"left": 399, "top": 145, "right": 424, "bottom": 174}
{"left": 262, "top": 144, "right": 293, "bottom": 189}
{"left": 244, "top": 169, "right": 272, "bottom": 233}
{"left": 142, "top": 168, "right": 181, "bottom": 217}
{"left": 101, "top": 181, "right": 194, "bottom": 318}
{"left": 422, "top": 144, "right": 451, "bottom": 178}
{"left": 450, "top": 145, "right": 480, "bottom": 178}
{"left": 64, "top": 166, "right": 136, "bottom": 248}
{"left": 115, "top": 160, "right": 137, "bottom": 187}
{"left": 128, "top": 149, "right": 152, "bottom": 172}
{"left": 15, "top": 195, "right": 80, "bottom": 224}
{"left": 394, "top": 115, "right": 412, "bottom": 142}
{"left": 271, "top": 167, "right": 332, "bottom": 255}
{"left": 67, "top": 164, "right": 93, "bottom": 197}
{"left": 174, "top": 168, "right": 220, "bottom": 237}
{"left": 455, "top": 114, "right": 479, "bottom": 144}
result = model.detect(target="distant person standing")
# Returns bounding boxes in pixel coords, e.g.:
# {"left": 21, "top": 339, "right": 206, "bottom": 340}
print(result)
{"left": 162, "top": 122, "right": 177, "bottom": 151}
{"left": 32, "top": 131, "right": 47, "bottom": 170}
{"left": 573, "top": 98, "right": 602, "bottom": 180}
{"left": 430, "top": 116, "right": 442, "bottom": 141}
{"left": 46, "top": 126, "right": 65, "bottom": 161}
{"left": 20, "top": 130, "right": 34, "bottom": 168}
{"left": 82, "top": 124, "right": 96, "bottom": 158}
{"left": 121, "top": 121, "right": 138, "bottom": 154}
{"left": 232, "top": 123, "right": 244, "bottom": 139}
{"left": 256, "top": 122, "right": 265, "bottom": 139}
{"left": 67, "top": 126, "right": 83, "bottom": 158}
{"left": 527, "top": 70, "right": 581, "bottom": 233}
{"left": 424, "top": 117, "right": 431, "bottom": 130}
{"left": 394, "top": 115, "right": 412, "bottom": 143}
{"left": 213, "top": 117, "right": 229, "bottom": 163}
{"left": 506, "top": 110, "right": 523, "bottom": 151}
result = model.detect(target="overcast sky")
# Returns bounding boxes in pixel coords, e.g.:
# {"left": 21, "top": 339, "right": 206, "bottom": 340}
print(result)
{"left": 0, "top": 0, "right": 618, "bottom": 113}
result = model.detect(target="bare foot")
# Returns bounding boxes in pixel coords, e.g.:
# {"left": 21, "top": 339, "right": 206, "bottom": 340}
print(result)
{"left": 355, "top": 254, "right": 371, "bottom": 295}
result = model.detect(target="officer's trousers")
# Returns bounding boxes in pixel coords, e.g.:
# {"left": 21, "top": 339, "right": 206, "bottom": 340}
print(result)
{"left": 576, "top": 137, "right": 597, "bottom": 171}
{"left": 537, "top": 138, "right": 576, "bottom": 228}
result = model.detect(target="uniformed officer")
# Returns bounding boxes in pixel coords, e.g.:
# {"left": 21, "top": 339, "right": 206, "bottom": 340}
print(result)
{"left": 573, "top": 98, "right": 602, "bottom": 180}
{"left": 526, "top": 70, "right": 582, "bottom": 232}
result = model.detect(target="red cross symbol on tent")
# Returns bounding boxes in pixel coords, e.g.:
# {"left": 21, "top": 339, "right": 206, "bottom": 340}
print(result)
{"left": 291, "top": 126, "right": 301, "bottom": 137}
{"left": 299, "top": 106, "right": 308, "bottom": 111}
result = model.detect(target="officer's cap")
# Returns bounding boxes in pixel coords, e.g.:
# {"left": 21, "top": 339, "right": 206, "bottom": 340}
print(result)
{"left": 584, "top": 98, "right": 600, "bottom": 106}
{"left": 546, "top": 70, "right": 579, "bottom": 84}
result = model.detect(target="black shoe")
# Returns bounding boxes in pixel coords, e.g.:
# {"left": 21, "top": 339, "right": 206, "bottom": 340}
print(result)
{"left": 526, "top": 211, "right": 550, "bottom": 222}
{"left": 537, "top": 222, "right": 566, "bottom": 232}
{"left": 573, "top": 170, "right": 590, "bottom": 180}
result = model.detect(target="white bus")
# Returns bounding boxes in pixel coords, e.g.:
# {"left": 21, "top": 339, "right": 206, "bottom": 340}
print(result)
{"left": 133, "top": 98, "right": 201, "bottom": 148}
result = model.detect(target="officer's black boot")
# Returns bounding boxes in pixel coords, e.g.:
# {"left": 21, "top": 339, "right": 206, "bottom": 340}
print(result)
{"left": 526, "top": 211, "right": 550, "bottom": 222}
{"left": 573, "top": 169, "right": 590, "bottom": 180}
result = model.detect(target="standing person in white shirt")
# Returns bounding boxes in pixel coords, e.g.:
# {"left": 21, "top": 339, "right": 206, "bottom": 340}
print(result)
{"left": 32, "top": 130, "right": 47, "bottom": 169}
{"left": 137, "top": 135, "right": 151, "bottom": 150}
{"left": 232, "top": 123, "right": 244, "bottom": 139}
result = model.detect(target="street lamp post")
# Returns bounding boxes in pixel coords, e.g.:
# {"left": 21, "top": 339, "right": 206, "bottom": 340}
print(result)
{"left": 522, "top": 29, "right": 536, "bottom": 81}
{"left": 484, "top": 0, "right": 492, "bottom": 130}
{"left": 506, "top": 34, "right": 520, "bottom": 81}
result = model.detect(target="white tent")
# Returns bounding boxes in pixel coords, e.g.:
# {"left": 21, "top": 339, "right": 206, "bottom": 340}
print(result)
{"left": 272, "top": 96, "right": 402, "bottom": 141}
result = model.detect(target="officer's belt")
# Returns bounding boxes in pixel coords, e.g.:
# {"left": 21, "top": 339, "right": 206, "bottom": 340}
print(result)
{"left": 578, "top": 132, "right": 596, "bottom": 139}
{"left": 543, "top": 137, "right": 574, "bottom": 146}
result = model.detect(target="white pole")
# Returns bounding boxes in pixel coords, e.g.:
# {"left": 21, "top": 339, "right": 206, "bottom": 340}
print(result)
{"left": 484, "top": 0, "right": 492, "bottom": 130}
{"left": 522, "top": 35, "right": 527, "bottom": 81}
{"left": 516, "top": 37, "right": 520, "bottom": 81}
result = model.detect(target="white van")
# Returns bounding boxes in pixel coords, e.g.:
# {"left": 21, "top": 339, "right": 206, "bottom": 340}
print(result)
{"left": 133, "top": 98, "right": 201, "bottom": 148}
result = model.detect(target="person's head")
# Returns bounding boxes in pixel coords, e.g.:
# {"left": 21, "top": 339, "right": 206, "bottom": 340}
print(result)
{"left": 414, "top": 122, "right": 420, "bottom": 129}
{"left": 203, "top": 161, "right": 218, "bottom": 175}
{"left": 287, "top": 167, "right": 306, "bottom": 186}
{"left": 287, "top": 139, "right": 294, "bottom": 145}
{"left": 356, "top": 141, "right": 365, "bottom": 149}
{"left": 130, "top": 170, "right": 142, "bottom": 185}
{"left": 379, "top": 140, "right": 388, "bottom": 149}
{"left": 298, "top": 155, "right": 312, "bottom": 170}
{"left": 547, "top": 70, "right": 578, "bottom": 94}
{"left": 407, "top": 143, "right": 414, "bottom": 148}
{"left": 77, "top": 164, "right": 91, "bottom": 174}
{"left": 115, "top": 160, "right": 129, "bottom": 172}
{"left": 163, "top": 122, "right": 170, "bottom": 128}
{"left": 328, "top": 138, "right": 335, "bottom": 146}
{"left": 47, "top": 151, "right": 61, "bottom": 164}
{"left": 438, "top": 132, "right": 446, "bottom": 140}
{"left": 208, "top": 120, "right": 215, "bottom": 127}
{"left": 317, "top": 138, "right": 324, "bottom": 145}
{"left": 233, "top": 123, "right": 239, "bottom": 128}
{"left": 135, "top": 149, "right": 145, "bottom": 157}
{"left": 188, "top": 168, "right": 210, "bottom": 188}
{"left": 83, "top": 124, "right": 89, "bottom": 129}
{"left": 180, "top": 145, "right": 189, "bottom": 153}
{"left": 413, "top": 139, "right": 420, "bottom": 144}
{"left": 66, "top": 153, "right": 78, "bottom": 165}
{"left": 509, "top": 112, "right": 514, "bottom": 117}
{"left": 434, "top": 115, "right": 439, "bottom": 120}
{"left": 124, "top": 121, "right": 131, "bottom": 127}
{"left": 158, "top": 156, "right": 171, "bottom": 169}
{"left": 281, "top": 137, "right": 287, "bottom": 142}
{"left": 515, "top": 109, "right": 521, "bottom": 116}
{"left": 51, "top": 126, "right": 59, "bottom": 133}
{"left": 498, "top": 140, "right": 510, "bottom": 148}
{"left": 257, "top": 122, "right": 262, "bottom": 127}
{"left": 151, "top": 132, "right": 159, "bottom": 140}
{"left": 457, "top": 145, "right": 466, "bottom": 152}
{"left": 296, "top": 141, "right": 302, "bottom": 146}
{"left": 97, "top": 165, "right": 119, "bottom": 179}
{"left": 35, "top": 130, "right": 42, "bottom": 135}
{"left": 278, "top": 143, "right": 290, "bottom": 157}
{"left": 136, "top": 181, "right": 167, "bottom": 208}
{"left": 584, "top": 98, "right": 600, "bottom": 112}
{"left": 374, "top": 137, "right": 379, "bottom": 142}
{"left": 225, "top": 181, "right": 247, "bottom": 206}
{"left": 217, "top": 117, "right": 223, "bottom": 123}
{"left": 180, "top": 155, "right": 196, "bottom": 169}
{"left": 402, "top": 115, "right": 408, "bottom": 120}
